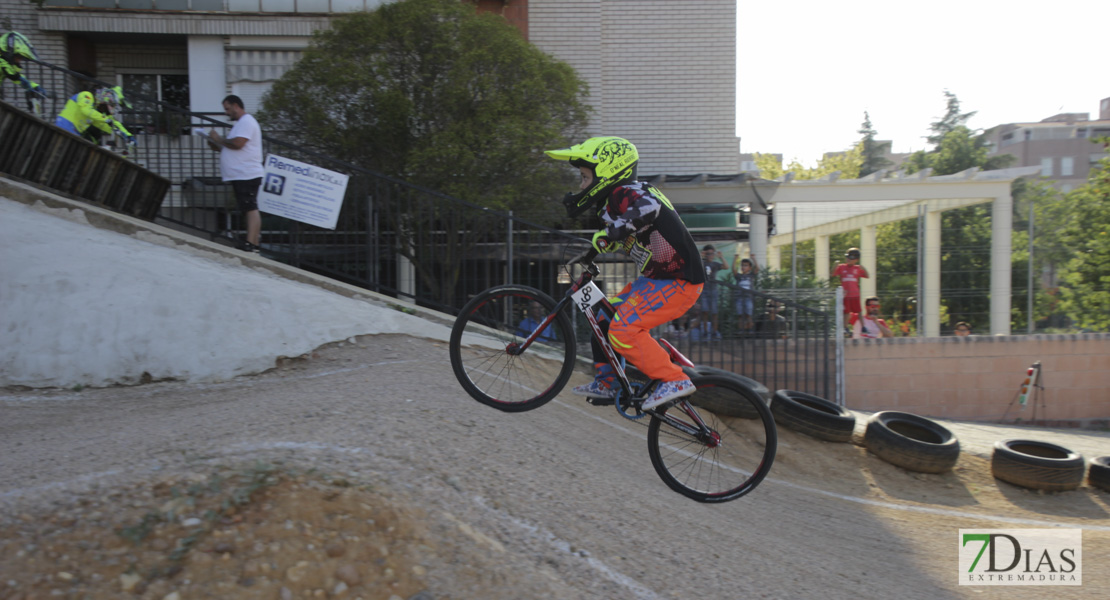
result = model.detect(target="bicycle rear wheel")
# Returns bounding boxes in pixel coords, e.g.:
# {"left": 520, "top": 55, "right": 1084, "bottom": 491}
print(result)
{"left": 449, "top": 285, "right": 576, "bottom": 412}
{"left": 647, "top": 375, "right": 777, "bottom": 502}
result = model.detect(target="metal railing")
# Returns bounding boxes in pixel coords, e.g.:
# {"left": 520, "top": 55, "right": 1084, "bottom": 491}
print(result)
{"left": 3, "top": 57, "right": 836, "bottom": 398}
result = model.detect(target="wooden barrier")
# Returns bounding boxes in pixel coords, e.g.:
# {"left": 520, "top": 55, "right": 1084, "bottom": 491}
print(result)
{"left": 0, "top": 100, "right": 169, "bottom": 220}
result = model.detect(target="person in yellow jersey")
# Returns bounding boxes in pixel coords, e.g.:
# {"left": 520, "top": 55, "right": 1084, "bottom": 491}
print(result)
{"left": 55, "top": 86, "right": 135, "bottom": 146}
{"left": 1, "top": 31, "right": 56, "bottom": 112}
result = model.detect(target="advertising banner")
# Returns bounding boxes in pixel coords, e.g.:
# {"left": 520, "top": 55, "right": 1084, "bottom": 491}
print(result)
{"left": 257, "top": 154, "right": 349, "bottom": 230}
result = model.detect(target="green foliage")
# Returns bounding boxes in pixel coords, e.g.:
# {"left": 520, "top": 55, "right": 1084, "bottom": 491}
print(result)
{"left": 754, "top": 152, "right": 784, "bottom": 180}
{"left": 858, "top": 111, "right": 893, "bottom": 177}
{"left": 756, "top": 146, "right": 863, "bottom": 181}
{"left": 903, "top": 92, "right": 1014, "bottom": 177}
{"left": 1056, "top": 141, "right": 1110, "bottom": 330}
{"left": 926, "top": 90, "right": 976, "bottom": 147}
{"left": 259, "top": 0, "right": 589, "bottom": 218}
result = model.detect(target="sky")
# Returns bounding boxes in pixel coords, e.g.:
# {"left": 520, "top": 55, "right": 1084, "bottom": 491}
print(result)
{"left": 736, "top": 0, "right": 1110, "bottom": 168}
{"left": 0, "top": 197, "right": 450, "bottom": 389}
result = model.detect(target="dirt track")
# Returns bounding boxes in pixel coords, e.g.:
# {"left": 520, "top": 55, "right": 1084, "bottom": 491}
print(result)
{"left": 2, "top": 334, "right": 1108, "bottom": 599}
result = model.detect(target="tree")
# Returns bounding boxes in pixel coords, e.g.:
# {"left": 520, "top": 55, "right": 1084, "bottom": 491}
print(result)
{"left": 755, "top": 145, "right": 862, "bottom": 181}
{"left": 258, "top": 0, "right": 591, "bottom": 307}
{"left": 926, "top": 90, "right": 976, "bottom": 147}
{"left": 1056, "top": 141, "right": 1110, "bottom": 330}
{"left": 1009, "top": 179, "right": 1072, "bottom": 331}
{"left": 858, "top": 111, "right": 893, "bottom": 177}
{"left": 260, "top": 0, "right": 589, "bottom": 217}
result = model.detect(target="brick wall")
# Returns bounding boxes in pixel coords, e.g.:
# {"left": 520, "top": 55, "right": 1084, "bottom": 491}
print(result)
{"left": 529, "top": 0, "right": 739, "bottom": 175}
{"left": 845, "top": 334, "right": 1110, "bottom": 426}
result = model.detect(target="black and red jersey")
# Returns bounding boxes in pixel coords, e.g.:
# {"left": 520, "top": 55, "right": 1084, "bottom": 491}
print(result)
{"left": 599, "top": 181, "right": 705, "bottom": 284}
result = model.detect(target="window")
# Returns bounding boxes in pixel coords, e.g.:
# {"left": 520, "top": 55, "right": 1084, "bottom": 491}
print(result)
{"left": 1040, "top": 157, "right": 1053, "bottom": 177}
{"left": 118, "top": 72, "right": 190, "bottom": 134}
{"left": 1061, "top": 157, "right": 1074, "bottom": 177}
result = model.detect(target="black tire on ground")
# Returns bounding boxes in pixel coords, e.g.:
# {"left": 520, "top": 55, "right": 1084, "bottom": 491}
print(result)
{"left": 1089, "top": 456, "right": 1110, "bottom": 492}
{"left": 770, "top": 390, "right": 856, "bottom": 443}
{"left": 863, "top": 411, "right": 960, "bottom": 473}
{"left": 991, "top": 439, "right": 1086, "bottom": 492}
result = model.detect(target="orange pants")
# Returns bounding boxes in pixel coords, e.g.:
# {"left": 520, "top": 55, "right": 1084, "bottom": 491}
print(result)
{"left": 597, "top": 277, "right": 702, "bottom": 383}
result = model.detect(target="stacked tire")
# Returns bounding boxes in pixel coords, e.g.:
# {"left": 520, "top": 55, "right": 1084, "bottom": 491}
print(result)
{"left": 991, "top": 440, "right": 1086, "bottom": 492}
{"left": 862, "top": 411, "right": 960, "bottom": 474}
{"left": 770, "top": 390, "right": 856, "bottom": 443}
{"left": 1089, "top": 457, "right": 1110, "bottom": 492}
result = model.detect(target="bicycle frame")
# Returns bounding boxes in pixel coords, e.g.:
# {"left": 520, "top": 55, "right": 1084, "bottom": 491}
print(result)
{"left": 517, "top": 257, "right": 705, "bottom": 425}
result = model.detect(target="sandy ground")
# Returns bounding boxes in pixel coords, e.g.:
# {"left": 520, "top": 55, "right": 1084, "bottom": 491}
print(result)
{"left": 2, "top": 334, "right": 1108, "bottom": 600}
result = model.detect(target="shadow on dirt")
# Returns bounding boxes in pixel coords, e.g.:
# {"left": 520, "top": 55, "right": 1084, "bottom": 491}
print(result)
{"left": 862, "top": 450, "right": 980, "bottom": 508}
{"left": 993, "top": 479, "right": 1110, "bottom": 520}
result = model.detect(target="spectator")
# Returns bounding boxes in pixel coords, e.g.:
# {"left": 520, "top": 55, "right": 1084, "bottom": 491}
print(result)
{"left": 0, "top": 31, "right": 55, "bottom": 113}
{"left": 731, "top": 255, "right": 759, "bottom": 334}
{"left": 851, "top": 296, "right": 893, "bottom": 339}
{"left": 55, "top": 87, "right": 134, "bottom": 146}
{"left": 517, "top": 301, "right": 554, "bottom": 342}
{"left": 832, "top": 247, "right": 869, "bottom": 324}
{"left": 954, "top": 321, "right": 972, "bottom": 337}
{"left": 207, "top": 95, "right": 264, "bottom": 253}
{"left": 698, "top": 244, "right": 726, "bottom": 340}
{"left": 755, "top": 299, "right": 788, "bottom": 340}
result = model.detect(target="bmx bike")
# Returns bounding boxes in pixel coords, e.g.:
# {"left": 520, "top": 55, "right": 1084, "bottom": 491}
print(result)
{"left": 448, "top": 245, "right": 777, "bottom": 503}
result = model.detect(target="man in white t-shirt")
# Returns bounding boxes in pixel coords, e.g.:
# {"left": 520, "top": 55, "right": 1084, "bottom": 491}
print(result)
{"left": 207, "top": 95, "right": 264, "bottom": 252}
{"left": 851, "top": 296, "right": 894, "bottom": 339}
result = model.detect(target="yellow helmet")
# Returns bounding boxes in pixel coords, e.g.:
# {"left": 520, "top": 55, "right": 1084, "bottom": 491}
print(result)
{"left": 545, "top": 136, "right": 638, "bottom": 217}
{"left": 1, "top": 31, "right": 38, "bottom": 61}
{"left": 111, "top": 86, "right": 132, "bottom": 109}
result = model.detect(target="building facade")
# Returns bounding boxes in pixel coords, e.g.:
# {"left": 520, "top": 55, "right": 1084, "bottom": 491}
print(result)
{"left": 1, "top": 0, "right": 739, "bottom": 175}
{"left": 982, "top": 101, "right": 1110, "bottom": 192}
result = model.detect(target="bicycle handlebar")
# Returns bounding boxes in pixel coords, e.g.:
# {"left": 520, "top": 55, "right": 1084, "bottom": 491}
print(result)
{"left": 567, "top": 245, "right": 599, "bottom": 267}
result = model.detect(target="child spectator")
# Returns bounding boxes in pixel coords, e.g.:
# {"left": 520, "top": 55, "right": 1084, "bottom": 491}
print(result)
{"left": 832, "top": 247, "right": 868, "bottom": 324}
{"left": 731, "top": 255, "right": 759, "bottom": 334}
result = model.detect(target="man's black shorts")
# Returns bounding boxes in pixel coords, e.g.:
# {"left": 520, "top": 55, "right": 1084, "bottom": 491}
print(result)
{"left": 231, "top": 178, "right": 262, "bottom": 213}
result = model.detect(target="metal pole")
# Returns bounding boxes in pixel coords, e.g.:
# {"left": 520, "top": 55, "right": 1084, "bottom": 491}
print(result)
{"left": 507, "top": 210, "right": 514, "bottom": 286}
{"left": 791, "top": 206, "right": 798, "bottom": 299}
{"left": 1028, "top": 200, "right": 1034, "bottom": 334}
{"left": 835, "top": 286, "right": 845, "bottom": 406}
{"left": 916, "top": 204, "right": 924, "bottom": 335}
{"left": 791, "top": 206, "right": 798, "bottom": 336}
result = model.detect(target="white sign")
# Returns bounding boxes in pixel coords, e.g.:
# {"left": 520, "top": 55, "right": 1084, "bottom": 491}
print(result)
{"left": 959, "top": 529, "right": 1082, "bottom": 586}
{"left": 571, "top": 281, "right": 606, "bottom": 314}
{"left": 257, "top": 154, "right": 349, "bottom": 230}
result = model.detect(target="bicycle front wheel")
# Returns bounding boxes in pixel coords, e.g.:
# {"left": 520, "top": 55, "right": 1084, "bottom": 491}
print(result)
{"left": 449, "top": 285, "right": 576, "bottom": 412}
{"left": 647, "top": 375, "right": 777, "bottom": 502}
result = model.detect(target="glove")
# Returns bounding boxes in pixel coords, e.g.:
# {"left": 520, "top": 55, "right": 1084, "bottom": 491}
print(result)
{"left": 591, "top": 230, "right": 611, "bottom": 253}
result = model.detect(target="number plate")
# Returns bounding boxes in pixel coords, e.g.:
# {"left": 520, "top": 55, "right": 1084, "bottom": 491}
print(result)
{"left": 571, "top": 281, "right": 606, "bottom": 313}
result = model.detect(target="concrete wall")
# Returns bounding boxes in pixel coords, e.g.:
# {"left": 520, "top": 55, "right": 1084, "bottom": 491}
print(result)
{"left": 844, "top": 334, "right": 1110, "bottom": 426}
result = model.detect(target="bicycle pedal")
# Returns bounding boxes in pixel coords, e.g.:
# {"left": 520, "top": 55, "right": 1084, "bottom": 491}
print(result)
{"left": 586, "top": 397, "right": 616, "bottom": 407}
